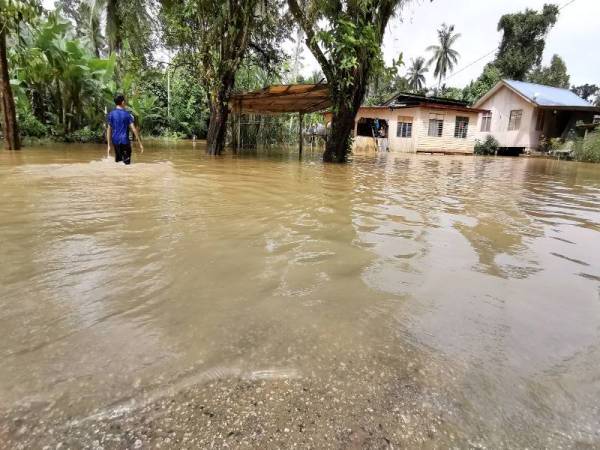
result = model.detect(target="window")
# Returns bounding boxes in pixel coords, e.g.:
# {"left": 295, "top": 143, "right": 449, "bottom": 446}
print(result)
{"left": 535, "top": 109, "right": 545, "bottom": 131}
{"left": 428, "top": 113, "right": 444, "bottom": 137}
{"left": 481, "top": 112, "right": 492, "bottom": 132}
{"left": 396, "top": 116, "right": 413, "bottom": 138}
{"left": 454, "top": 116, "right": 469, "bottom": 138}
{"left": 508, "top": 109, "right": 522, "bottom": 131}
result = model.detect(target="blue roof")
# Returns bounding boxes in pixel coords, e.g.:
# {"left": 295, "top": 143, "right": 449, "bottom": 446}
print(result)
{"left": 504, "top": 79, "right": 594, "bottom": 108}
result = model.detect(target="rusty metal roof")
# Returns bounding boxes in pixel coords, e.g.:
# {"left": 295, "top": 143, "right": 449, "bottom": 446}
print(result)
{"left": 230, "top": 83, "right": 332, "bottom": 114}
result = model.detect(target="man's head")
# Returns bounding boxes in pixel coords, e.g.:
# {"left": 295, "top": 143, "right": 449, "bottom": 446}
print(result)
{"left": 114, "top": 94, "right": 126, "bottom": 107}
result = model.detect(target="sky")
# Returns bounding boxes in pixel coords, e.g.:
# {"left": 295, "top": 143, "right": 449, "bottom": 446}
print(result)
{"left": 296, "top": 0, "right": 600, "bottom": 88}
{"left": 42, "top": 0, "right": 599, "bottom": 89}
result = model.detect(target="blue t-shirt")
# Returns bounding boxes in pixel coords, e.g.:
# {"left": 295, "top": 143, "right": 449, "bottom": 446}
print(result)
{"left": 107, "top": 108, "right": 134, "bottom": 145}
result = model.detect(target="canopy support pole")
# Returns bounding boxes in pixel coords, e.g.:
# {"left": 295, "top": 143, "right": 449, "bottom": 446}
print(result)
{"left": 236, "top": 112, "right": 241, "bottom": 152}
{"left": 298, "top": 112, "right": 304, "bottom": 159}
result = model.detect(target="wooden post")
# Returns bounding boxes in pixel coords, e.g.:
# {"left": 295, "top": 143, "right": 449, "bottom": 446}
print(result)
{"left": 299, "top": 112, "right": 304, "bottom": 159}
{"left": 236, "top": 112, "right": 241, "bottom": 152}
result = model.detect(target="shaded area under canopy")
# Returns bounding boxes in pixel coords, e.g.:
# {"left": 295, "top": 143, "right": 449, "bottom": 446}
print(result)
{"left": 229, "top": 84, "right": 331, "bottom": 157}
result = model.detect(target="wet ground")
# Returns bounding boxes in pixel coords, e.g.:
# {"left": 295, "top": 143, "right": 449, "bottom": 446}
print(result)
{"left": 1, "top": 142, "right": 600, "bottom": 448}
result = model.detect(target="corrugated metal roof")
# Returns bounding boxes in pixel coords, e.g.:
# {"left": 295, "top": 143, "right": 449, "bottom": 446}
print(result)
{"left": 230, "top": 84, "right": 331, "bottom": 114}
{"left": 504, "top": 79, "right": 593, "bottom": 108}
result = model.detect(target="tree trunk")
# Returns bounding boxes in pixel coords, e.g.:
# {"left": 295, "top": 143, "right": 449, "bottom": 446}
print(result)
{"left": 206, "top": 96, "right": 229, "bottom": 155}
{"left": 323, "top": 81, "right": 367, "bottom": 163}
{"left": 206, "top": 74, "right": 234, "bottom": 155}
{"left": 0, "top": 27, "right": 20, "bottom": 150}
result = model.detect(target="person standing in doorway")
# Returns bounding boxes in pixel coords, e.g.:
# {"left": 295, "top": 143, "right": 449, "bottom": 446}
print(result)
{"left": 107, "top": 94, "right": 144, "bottom": 164}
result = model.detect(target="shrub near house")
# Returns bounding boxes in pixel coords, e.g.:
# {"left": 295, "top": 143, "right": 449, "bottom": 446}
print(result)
{"left": 573, "top": 131, "right": 600, "bottom": 163}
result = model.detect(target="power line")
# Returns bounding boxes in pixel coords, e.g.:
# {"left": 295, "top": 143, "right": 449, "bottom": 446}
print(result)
{"left": 442, "top": 49, "right": 496, "bottom": 83}
{"left": 439, "top": 0, "right": 577, "bottom": 84}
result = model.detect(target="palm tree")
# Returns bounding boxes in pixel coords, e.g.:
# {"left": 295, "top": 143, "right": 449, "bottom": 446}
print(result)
{"left": 79, "top": 0, "right": 105, "bottom": 57}
{"left": 426, "top": 23, "right": 461, "bottom": 88}
{"left": 60, "top": 0, "right": 151, "bottom": 58}
{"left": 406, "top": 57, "right": 428, "bottom": 92}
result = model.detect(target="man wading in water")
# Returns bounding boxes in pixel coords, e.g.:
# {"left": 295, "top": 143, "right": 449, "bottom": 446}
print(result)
{"left": 107, "top": 94, "right": 144, "bottom": 164}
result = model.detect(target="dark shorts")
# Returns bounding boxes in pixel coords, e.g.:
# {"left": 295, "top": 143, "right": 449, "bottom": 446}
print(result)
{"left": 115, "top": 143, "right": 132, "bottom": 165}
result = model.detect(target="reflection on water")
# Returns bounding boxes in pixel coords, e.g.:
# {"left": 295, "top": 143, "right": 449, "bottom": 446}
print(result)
{"left": 1, "top": 143, "right": 600, "bottom": 446}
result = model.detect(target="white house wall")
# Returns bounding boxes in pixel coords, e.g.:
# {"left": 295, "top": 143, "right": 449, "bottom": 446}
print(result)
{"left": 346, "top": 107, "right": 478, "bottom": 154}
{"left": 476, "top": 85, "right": 540, "bottom": 150}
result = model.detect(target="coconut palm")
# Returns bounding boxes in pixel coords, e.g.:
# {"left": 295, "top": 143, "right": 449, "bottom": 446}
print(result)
{"left": 78, "top": 0, "right": 105, "bottom": 57}
{"left": 426, "top": 23, "right": 461, "bottom": 88}
{"left": 60, "top": 0, "right": 151, "bottom": 57}
{"left": 406, "top": 57, "right": 428, "bottom": 92}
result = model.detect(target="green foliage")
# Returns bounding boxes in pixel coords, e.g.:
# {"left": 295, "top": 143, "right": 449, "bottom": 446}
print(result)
{"left": 437, "top": 85, "right": 463, "bottom": 100}
{"left": 462, "top": 63, "right": 502, "bottom": 104}
{"left": 315, "top": 12, "right": 384, "bottom": 95}
{"left": 571, "top": 84, "right": 598, "bottom": 103}
{"left": 19, "top": 109, "right": 48, "bottom": 137}
{"left": 426, "top": 23, "right": 460, "bottom": 86}
{"left": 11, "top": 13, "right": 116, "bottom": 135}
{"left": 167, "top": 70, "right": 209, "bottom": 138}
{"left": 161, "top": 0, "right": 287, "bottom": 153}
{"left": 528, "top": 54, "right": 570, "bottom": 88}
{"left": 161, "top": 0, "right": 285, "bottom": 97}
{"left": 474, "top": 135, "right": 499, "bottom": 156}
{"left": 9, "top": 5, "right": 211, "bottom": 142}
{"left": 0, "top": 0, "right": 42, "bottom": 29}
{"left": 406, "top": 56, "right": 428, "bottom": 92}
{"left": 495, "top": 4, "right": 559, "bottom": 80}
{"left": 58, "top": 0, "right": 154, "bottom": 62}
{"left": 572, "top": 131, "right": 600, "bottom": 163}
{"left": 365, "top": 54, "right": 407, "bottom": 105}
{"left": 65, "top": 125, "right": 103, "bottom": 142}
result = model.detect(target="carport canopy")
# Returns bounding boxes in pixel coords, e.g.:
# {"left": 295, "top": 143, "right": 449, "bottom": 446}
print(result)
{"left": 229, "top": 83, "right": 331, "bottom": 115}
{"left": 229, "top": 83, "right": 331, "bottom": 156}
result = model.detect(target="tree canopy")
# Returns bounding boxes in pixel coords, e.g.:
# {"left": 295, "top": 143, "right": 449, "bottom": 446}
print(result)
{"left": 288, "top": 0, "right": 407, "bottom": 162}
{"left": 161, "top": 0, "right": 287, "bottom": 154}
{"left": 495, "top": 3, "right": 559, "bottom": 80}
{"left": 571, "top": 84, "right": 599, "bottom": 103}
{"left": 462, "top": 3, "right": 561, "bottom": 104}
{"left": 528, "top": 54, "right": 570, "bottom": 88}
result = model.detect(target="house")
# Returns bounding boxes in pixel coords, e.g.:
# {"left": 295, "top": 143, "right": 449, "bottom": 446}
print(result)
{"left": 323, "top": 93, "right": 487, "bottom": 154}
{"left": 474, "top": 79, "right": 600, "bottom": 153}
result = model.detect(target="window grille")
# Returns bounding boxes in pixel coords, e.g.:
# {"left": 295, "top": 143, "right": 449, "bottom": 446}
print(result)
{"left": 481, "top": 112, "right": 492, "bottom": 132}
{"left": 508, "top": 110, "right": 522, "bottom": 131}
{"left": 428, "top": 113, "right": 444, "bottom": 137}
{"left": 454, "top": 116, "right": 469, "bottom": 138}
{"left": 396, "top": 116, "right": 413, "bottom": 138}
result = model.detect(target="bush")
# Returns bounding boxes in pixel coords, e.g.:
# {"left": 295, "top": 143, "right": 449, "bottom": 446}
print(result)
{"left": 572, "top": 131, "right": 600, "bottom": 163}
{"left": 474, "top": 135, "right": 499, "bottom": 155}
{"left": 19, "top": 112, "right": 48, "bottom": 138}
{"left": 65, "top": 127, "right": 104, "bottom": 143}
{"left": 159, "top": 128, "right": 187, "bottom": 140}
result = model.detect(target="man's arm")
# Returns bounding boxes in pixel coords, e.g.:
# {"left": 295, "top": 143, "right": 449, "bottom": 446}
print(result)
{"left": 129, "top": 123, "right": 144, "bottom": 153}
{"left": 106, "top": 125, "right": 112, "bottom": 156}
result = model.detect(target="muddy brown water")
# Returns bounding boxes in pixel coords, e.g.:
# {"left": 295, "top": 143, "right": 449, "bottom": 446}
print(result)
{"left": 1, "top": 142, "right": 600, "bottom": 448}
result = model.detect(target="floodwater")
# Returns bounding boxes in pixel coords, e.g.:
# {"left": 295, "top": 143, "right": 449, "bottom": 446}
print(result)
{"left": 1, "top": 142, "right": 600, "bottom": 448}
